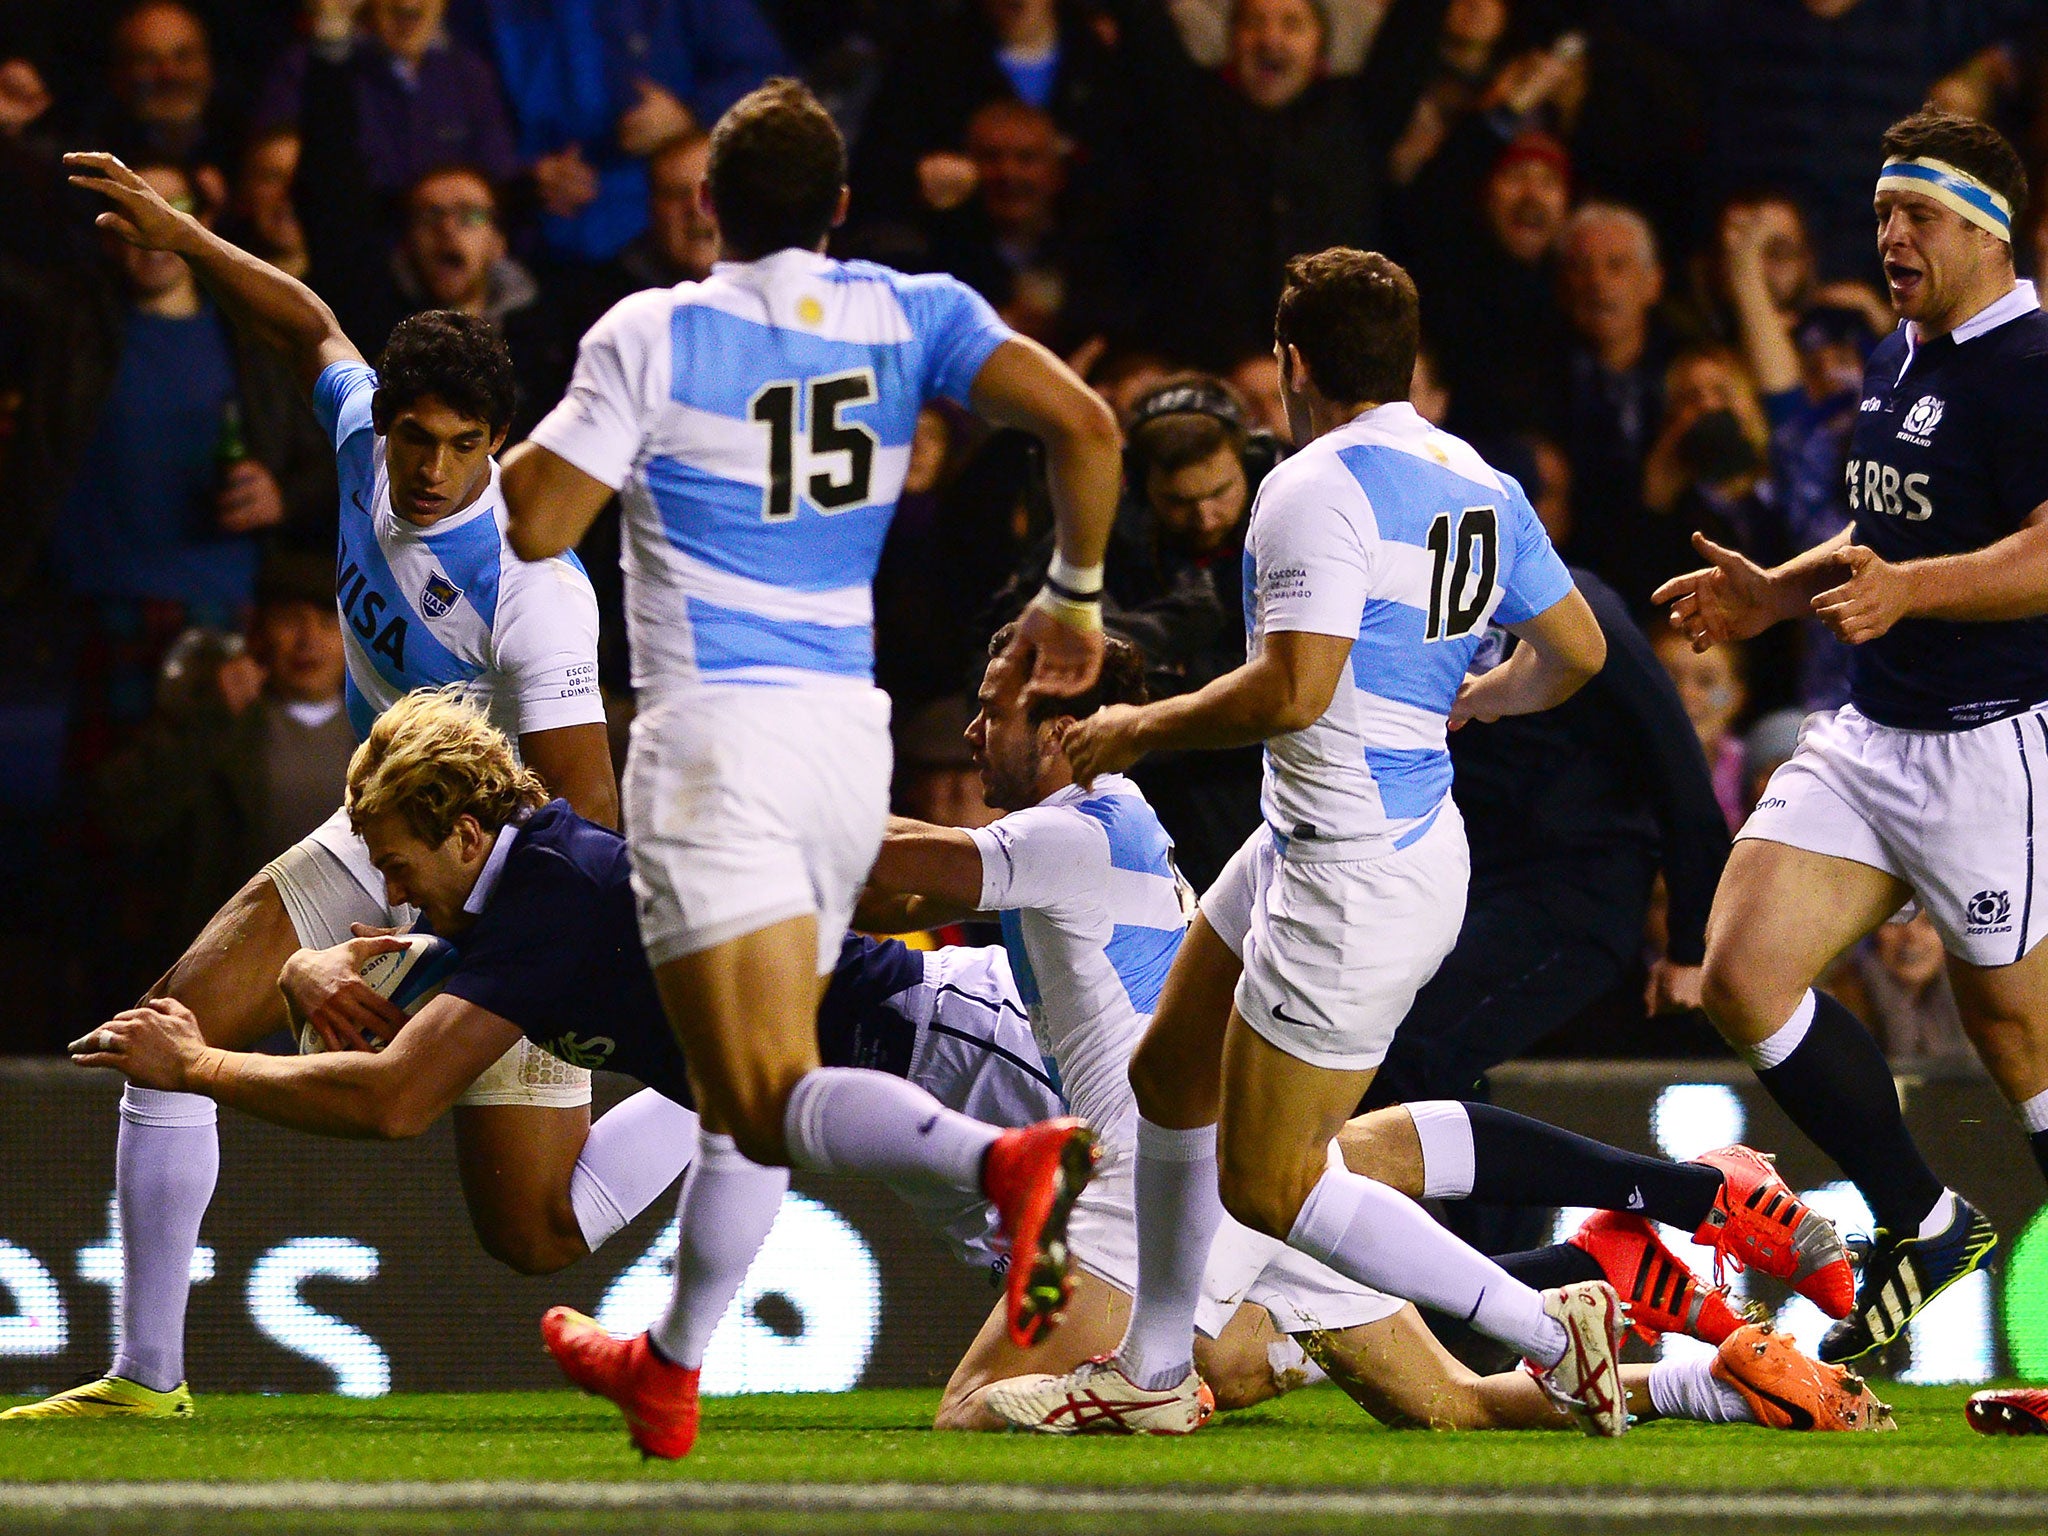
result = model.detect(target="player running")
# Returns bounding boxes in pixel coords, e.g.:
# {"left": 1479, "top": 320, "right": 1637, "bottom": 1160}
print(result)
{"left": 1006, "top": 248, "right": 1636, "bottom": 1435}
{"left": 1655, "top": 109, "right": 2044, "bottom": 1364}
{"left": 7, "top": 155, "right": 652, "bottom": 1422}
{"left": 71, "top": 692, "right": 1065, "bottom": 1279}
{"left": 84, "top": 693, "right": 1885, "bottom": 1440}
{"left": 867, "top": 628, "right": 1871, "bottom": 1435}
{"left": 493, "top": 79, "right": 1121, "bottom": 1457}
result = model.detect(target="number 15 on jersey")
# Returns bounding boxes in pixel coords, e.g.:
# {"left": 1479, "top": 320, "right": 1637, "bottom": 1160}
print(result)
{"left": 748, "top": 369, "right": 880, "bottom": 522}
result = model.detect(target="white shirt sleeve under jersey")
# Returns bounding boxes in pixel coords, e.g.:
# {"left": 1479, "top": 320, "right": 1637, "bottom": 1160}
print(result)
{"left": 488, "top": 554, "right": 606, "bottom": 736}
{"left": 1251, "top": 462, "right": 1374, "bottom": 641}
{"left": 526, "top": 289, "right": 673, "bottom": 491}
{"left": 969, "top": 806, "right": 1110, "bottom": 912}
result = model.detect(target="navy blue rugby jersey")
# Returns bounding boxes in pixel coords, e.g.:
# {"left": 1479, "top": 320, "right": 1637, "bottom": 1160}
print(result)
{"left": 429, "top": 800, "right": 928, "bottom": 1104}
{"left": 1845, "top": 283, "right": 2048, "bottom": 729}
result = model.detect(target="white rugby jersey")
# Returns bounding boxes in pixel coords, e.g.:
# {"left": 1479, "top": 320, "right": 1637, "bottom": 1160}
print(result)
{"left": 526, "top": 250, "right": 1011, "bottom": 696}
{"left": 968, "top": 775, "right": 1194, "bottom": 1143}
{"left": 314, "top": 363, "right": 604, "bottom": 744}
{"left": 1243, "top": 401, "right": 1572, "bottom": 849}
{"left": 892, "top": 944, "right": 1067, "bottom": 1270}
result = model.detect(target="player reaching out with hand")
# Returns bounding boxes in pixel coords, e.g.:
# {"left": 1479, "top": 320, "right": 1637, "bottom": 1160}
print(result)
{"left": 1006, "top": 248, "right": 1634, "bottom": 1438}
{"left": 1654, "top": 109, "right": 2048, "bottom": 1369}
{"left": 4, "top": 151, "right": 682, "bottom": 1424}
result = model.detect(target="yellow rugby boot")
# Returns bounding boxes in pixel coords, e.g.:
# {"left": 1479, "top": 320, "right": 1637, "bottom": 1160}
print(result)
{"left": 1, "top": 1376, "right": 193, "bottom": 1420}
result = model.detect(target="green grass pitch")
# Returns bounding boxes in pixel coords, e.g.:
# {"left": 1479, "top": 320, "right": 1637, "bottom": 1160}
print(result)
{"left": 0, "top": 1381, "right": 2038, "bottom": 1485}
{"left": 2, "top": 1385, "right": 2044, "bottom": 1535}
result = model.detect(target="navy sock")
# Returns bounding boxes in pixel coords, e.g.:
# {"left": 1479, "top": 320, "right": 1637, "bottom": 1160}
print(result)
{"left": 1464, "top": 1103, "right": 1723, "bottom": 1232}
{"left": 2030, "top": 1130, "right": 2048, "bottom": 1191}
{"left": 1494, "top": 1243, "right": 1604, "bottom": 1291}
{"left": 1754, "top": 990, "right": 1943, "bottom": 1235}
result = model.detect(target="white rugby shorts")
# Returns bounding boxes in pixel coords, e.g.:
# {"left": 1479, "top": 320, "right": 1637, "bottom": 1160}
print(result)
{"left": 1200, "top": 806, "right": 1469, "bottom": 1071}
{"left": 1741, "top": 703, "right": 2048, "bottom": 968}
{"left": 264, "top": 808, "right": 592, "bottom": 1110}
{"left": 623, "top": 685, "right": 893, "bottom": 973}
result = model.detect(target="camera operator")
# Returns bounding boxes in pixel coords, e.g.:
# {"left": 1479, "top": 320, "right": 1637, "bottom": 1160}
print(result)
{"left": 1005, "top": 375, "right": 1281, "bottom": 886}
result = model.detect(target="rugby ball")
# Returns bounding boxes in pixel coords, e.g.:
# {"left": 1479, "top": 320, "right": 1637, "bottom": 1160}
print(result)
{"left": 296, "top": 934, "right": 461, "bottom": 1054}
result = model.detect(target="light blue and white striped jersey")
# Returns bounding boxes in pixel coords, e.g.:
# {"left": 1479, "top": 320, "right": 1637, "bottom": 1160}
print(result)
{"left": 314, "top": 363, "right": 604, "bottom": 744}
{"left": 527, "top": 250, "right": 1013, "bottom": 695}
{"left": 967, "top": 774, "right": 1195, "bottom": 1142}
{"left": 1244, "top": 401, "right": 1573, "bottom": 848}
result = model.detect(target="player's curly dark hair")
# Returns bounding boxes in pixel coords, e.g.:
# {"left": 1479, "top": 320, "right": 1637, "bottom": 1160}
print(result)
{"left": 988, "top": 626, "right": 1150, "bottom": 726}
{"left": 372, "top": 311, "right": 517, "bottom": 436}
{"left": 708, "top": 78, "right": 845, "bottom": 262}
{"left": 1274, "top": 248, "right": 1418, "bottom": 408}
{"left": 1881, "top": 108, "right": 2029, "bottom": 230}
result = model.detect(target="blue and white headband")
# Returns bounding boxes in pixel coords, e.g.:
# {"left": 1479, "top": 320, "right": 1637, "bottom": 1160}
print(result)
{"left": 1876, "top": 156, "right": 2012, "bottom": 241}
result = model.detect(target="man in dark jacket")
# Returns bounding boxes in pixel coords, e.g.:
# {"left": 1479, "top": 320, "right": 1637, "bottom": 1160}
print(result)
{"left": 1361, "top": 566, "right": 1731, "bottom": 1111}
{"left": 1003, "top": 376, "right": 1280, "bottom": 887}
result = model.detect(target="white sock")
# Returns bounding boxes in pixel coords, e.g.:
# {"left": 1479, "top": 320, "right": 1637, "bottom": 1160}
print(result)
{"left": 568, "top": 1090, "right": 701, "bottom": 1252}
{"left": 1741, "top": 990, "right": 1816, "bottom": 1071}
{"left": 111, "top": 1086, "right": 218, "bottom": 1393}
{"left": 1405, "top": 1101, "right": 1476, "bottom": 1199}
{"left": 2020, "top": 1086, "right": 2048, "bottom": 1135}
{"left": 782, "top": 1067, "right": 998, "bottom": 1194}
{"left": 647, "top": 1130, "right": 788, "bottom": 1370}
{"left": 1917, "top": 1188, "right": 1960, "bottom": 1241}
{"left": 1114, "top": 1119, "right": 1224, "bottom": 1391}
{"left": 1647, "top": 1353, "right": 1756, "bottom": 1424}
{"left": 1287, "top": 1164, "right": 1569, "bottom": 1365}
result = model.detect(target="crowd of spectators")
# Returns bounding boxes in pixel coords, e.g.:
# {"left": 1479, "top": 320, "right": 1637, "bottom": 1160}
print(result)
{"left": 5, "top": 0, "right": 2038, "bottom": 1061}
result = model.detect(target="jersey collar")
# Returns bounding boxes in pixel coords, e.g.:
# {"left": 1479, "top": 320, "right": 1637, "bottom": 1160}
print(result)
{"left": 1899, "top": 279, "right": 2038, "bottom": 378}
{"left": 379, "top": 455, "right": 505, "bottom": 542}
{"left": 464, "top": 820, "right": 521, "bottom": 916}
{"left": 710, "top": 249, "right": 834, "bottom": 281}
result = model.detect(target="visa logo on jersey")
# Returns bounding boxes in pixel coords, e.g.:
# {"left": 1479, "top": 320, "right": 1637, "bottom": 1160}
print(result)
{"left": 1844, "top": 458, "right": 1932, "bottom": 522}
{"left": 334, "top": 549, "right": 410, "bottom": 669}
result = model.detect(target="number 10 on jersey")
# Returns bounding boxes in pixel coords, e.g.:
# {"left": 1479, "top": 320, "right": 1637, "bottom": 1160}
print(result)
{"left": 748, "top": 369, "right": 880, "bottom": 522}
{"left": 1424, "top": 506, "right": 1499, "bottom": 641}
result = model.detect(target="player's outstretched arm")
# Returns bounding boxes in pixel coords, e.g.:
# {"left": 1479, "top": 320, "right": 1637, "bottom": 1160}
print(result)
{"left": 70, "top": 993, "right": 521, "bottom": 1140}
{"left": 856, "top": 816, "right": 984, "bottom": 932}
{"left": 1449, "top": 586, "right": 1607, "bottom": 728}
{"left": 64, "top": 151, "right": 361, "bottom": 394}
{"left": 970, "top": 337, "right": 1121, "bottom": 702}
{"left": 1654, "top": 528, "right": 1853, "bottom": 654}
{"left": 1062, "top": 629, "right": 1353, "bottom": 786}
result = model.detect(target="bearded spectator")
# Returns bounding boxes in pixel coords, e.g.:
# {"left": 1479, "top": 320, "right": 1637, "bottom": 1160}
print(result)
{"left": 89, "top": 1, "right": 239, "bottom": 204}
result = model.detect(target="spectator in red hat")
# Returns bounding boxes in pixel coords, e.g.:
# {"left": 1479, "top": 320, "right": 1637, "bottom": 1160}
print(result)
{"left": 1407, "top": 129, "right": 1573, "bottom": 440}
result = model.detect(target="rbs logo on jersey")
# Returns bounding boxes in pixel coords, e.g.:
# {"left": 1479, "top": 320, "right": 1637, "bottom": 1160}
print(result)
{"left": 1844, "top": 458, "right": 1933, "bottom": 522}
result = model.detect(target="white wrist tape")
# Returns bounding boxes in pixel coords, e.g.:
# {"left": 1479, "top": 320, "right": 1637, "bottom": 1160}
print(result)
{"left": 1047, "top": 553, "right": 1105, "bottom": 600}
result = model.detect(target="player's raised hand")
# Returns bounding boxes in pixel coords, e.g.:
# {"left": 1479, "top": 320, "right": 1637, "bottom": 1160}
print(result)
{"left": 279, "top": 936, "right": 408, "bottom": 1053}
{"left": 1652, "top": 533, "right": 1778, "bottom": 653}
{"left": 1812, "top": 544, "right": 1914, "bottom": 645}
{"left": 1007, "top": 598, "right": 1106, "bottom": 705}
{"left": 1060, "top": 703, "right": 1146, "bottom": 787}
{"left": 64, "top": 151, "right": 201, "bottom": 253}
{"left": 68, "top": 999, "right": 207, "bottom": 1091}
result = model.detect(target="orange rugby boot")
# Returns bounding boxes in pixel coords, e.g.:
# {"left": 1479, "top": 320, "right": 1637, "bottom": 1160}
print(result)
{"left": 542, "top": 1306, "right": 701, "bottom": 1460}
{"left": 981, "top": 1117, "right": 1099, "bottom": 1348}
